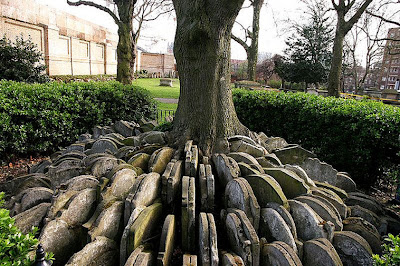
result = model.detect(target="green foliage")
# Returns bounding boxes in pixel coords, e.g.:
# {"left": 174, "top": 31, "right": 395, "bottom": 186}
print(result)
{"left": 267, "top": 80, "right": 282, "bottom": 89}
{"left": 132, "top": 78, "right": 180, "bottom": 99}
{"left": 0, "top": 35, "right": 49, "bottom": 83}
{"left": 233, "top": 90, "right": 400, "bottom": 186}
{"left": 0, "top": 192, "right": 54, "bottom": 265}
{"left": 50, "top": 74, "right": 116, "bottom": 83}
{"left": 373, "top": 234, "right": 400, "bottom": 266}
{"left": 154, "top": 121, "right": 173, "bottom": 132}
{"left": 0, "top": 80, "right": 157, "bottom": 162}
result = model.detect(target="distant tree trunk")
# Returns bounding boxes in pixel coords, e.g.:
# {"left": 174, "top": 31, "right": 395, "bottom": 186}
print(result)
{"left": 172, "top": 0, "right": 248, "bottom": 155}
{"left": 327, "top": 0, "right": 373, "bottom": 97}
{"left": 117, "top": 22, "right": 135, "bottom": 84}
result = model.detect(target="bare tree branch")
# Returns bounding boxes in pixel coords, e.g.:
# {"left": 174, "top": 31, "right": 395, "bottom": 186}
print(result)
{"left": 232, "top": 34, "right": 250, "bottom": 51}
{"left": 67, "top": 0, "right": 120, "bottom": 25}
{"left": 366, "top": 10, "right": 400, "bottom": 26}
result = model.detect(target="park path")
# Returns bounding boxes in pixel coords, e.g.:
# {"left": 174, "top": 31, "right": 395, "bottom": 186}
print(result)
{"left": 155, "top": 98, "right": 178, "bottom": 104}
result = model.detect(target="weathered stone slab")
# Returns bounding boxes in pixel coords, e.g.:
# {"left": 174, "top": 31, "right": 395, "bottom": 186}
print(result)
{"left": 343, "top": 217, "right": 382, "bottom": 254}
{"left": 264, "top": 168, "right": 310, "bottom": 199}
{"left": 148, "top": 147, "right": 175, "bottom": 174}
{"left": 228, "top": 135, "right": 259, "bottom": 146}
{"left": 46, "top": 190, "right": 79, "bottom": 220}
{"left": 257, "top": 154, "right": 283, "bottom": 169}
{"left": 288, "top": 200, "right": 335, "bottom": 241}
{"left": 220, "top": 251, "right": 244, "bottom": 266}
{"left": 157, "top": 214, "right": 175, "bottom": 266}
{"left": 90, "top": 138, "right": 118, "bottom": 154}
{"left": 114, "top": 120, "right": 137, "bottom": 137}
{"left": 336, "top": 172, "right": 356, "bottom": 192}
{"left": 142, "top": 131, "right": 166, "bottom": 145}
{"left": 19, "top": 187, "right": 53, "bottom": 212}
{"left": 60, "top": 188, "right": 97, "bottom": 227}
{"left": 349, "top": 205, "right": 381, "bottom": 230}
{"left": 314, "top": 181, "right": 348, "bottom": 199}
{"left": 212, "top": 153, "right": 240, "bottom": 188}
{"left": 120, "top": 207, "right": 145, "bottom": 265}
{"left": 300, "top": 157, "right": 338, "bottom": 185}
{"left": 128, "top": 153, "right": 151, "bottom": 172}
{"left": 345, "top": 192, "right": 384, "bottom": 215}
{"left": 125, "top": 245, "right": 154, "bottom": 266}
{"left": 303, "top": 238, "right": 343, "bottom": 266}
{"left": 90, "top": 157, "right": 120, "bottom": 178}
{"left": 183, "top": 254, "right": 197, "bottom": 265}
{"left": 260, "top": 136, "right": 288, "bottom": 153}
{"left": 266, "top": 202, "right": 297, "bottom": 239}
{"left": 245, "top": 174, "right": 288, "bottom": 208}
{"left": 165, "top": 160, "right": 183, "bottom": 207}
{"left": 225, "top": 178, "right": 260, "bottom": 231}
{"left": 226, "top": 209, "right": 260, "bottom": 266}
{"left": 261, "top": 241, "right": 302, "bottom": 266}
{"left": 185, "top": 143, "right": 199, "bottom": 178}
{"left": 284, "top": 164, "right": 316, "bottom": 187}
{"left": 128, "top": 203, "right": 163, "bottom": 254}
{"left": 48, "top": 159, "right": 83, "bottom": 187}
{"left": 103, "top": 167, "right": 137, "bottom": 201}
{"left": 65, "top": 236, "right": 118, "bottom": 266}
{"left": 182, "top": 176, "right": 196, "bottom": 252}
{"left": 238, "top": 162, "right": 261, "bottom": 177}
{"left": 273, "top": 145, "right": 316, "bottom": 165}
{"left": 29, "top": 159, "right": 52, "bottom": 174}
{"left": 198, "top": 213, "right": 219, "bottom": 266}
{"left": 332, "top": 231, "right": 373, "bottom": 266}
{"left": 311, "top": 188, "right": 347, "bottom": 219}
{"left": 260, "top": 208, "right": 297, "bottom": 252}
{"left": 199, "top": 164, "right": 215, "bottom": 212}
{"left": 14, "top": 202, "right": 51, "bottom": 234}
{"left": 39, "top": 219, "right": 82, "bottom": 265}
{"left": 295, "top": 195, "right": 343, "bottom": 231}
{"left": 89, "top": 201, "right": 124, "bottom": 241}
{"left": 0, "top": 173, "right": 50, "bottom": 199}
{"left": 229, "top": 139, "right": 265, "bottom": 158}
{"left": 228, "top": 152, "right": 263, "bottom": 172}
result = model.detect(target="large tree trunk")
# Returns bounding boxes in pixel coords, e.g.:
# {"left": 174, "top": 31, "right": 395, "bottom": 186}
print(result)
{"left": 327, "top": 28, "right": 345, "bottom": 97}
{"left": 116, "top": 23, "right": 134, "bottom": 84}
{"left": 172, "top": 0, "right": 248, "bottom": 155}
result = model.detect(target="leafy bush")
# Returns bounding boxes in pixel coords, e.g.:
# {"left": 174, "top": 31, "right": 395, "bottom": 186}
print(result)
{"left": 0, "top": 192, "right": 54, "bottom": 265}
{"left": 154, "top": 121, "right": 173, "bottom": 132}
{"left": 233, "top": 90, "right": 400, "bottom": 186}
{"left": 50, "top": 74, "right": 116, "bottom": 83}
{"left": 0, "top": 35, "right": 49, "bottom": 83}
{"left": 373, "top": 234, "right": 400, "bottom": 265}
{"left": 267, "top": 79, "right": 282, "bottom": 89}
{"left": 0, "top": 81, "right": 157, "bottom": 162}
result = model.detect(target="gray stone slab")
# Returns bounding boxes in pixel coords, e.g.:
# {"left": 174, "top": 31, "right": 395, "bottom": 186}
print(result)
{"left": 183, "top": 254, "right": 197, "bottom": 265}
{"left": 89, "top": 201, "right": 124, "bottom": 241}
{"left": 303, "top": 238, "right": 343, "bottom": 266}
{"left": 212, "top": 153, "right": 240, "bottom": 188}
{"left": 343, "top": 217, "right": 382, "bottom": 254}
{"left": 60, "top": 188, "right": 97, "bottom": 227}
{"left": 185, "top": 144, "right": 199, "bottom": 178}
{"left": 149, "top": 147, "right": 175, "bottom": 174}
{"left": 14, "top": 202, "right": 51, "bottom": 234}
{"left": 264, "top": 168, "right": 310, "bottom": 199}
{"left": 182, "top": 176, "right": 196, "bottom": 252}
{"left": 273, "top": 145, "right": 316, "bottom": 165}
{"left": 265, "top": 202, "right": 297, "bottom": 239}
{"left": 157, "top": 214, "right": 176, "bottom": 266}
{"left": 332, "top": 231, "right": 373, "bottom": 266}
{"left": 261, "top": 241, "right": 302, "bottom": 266}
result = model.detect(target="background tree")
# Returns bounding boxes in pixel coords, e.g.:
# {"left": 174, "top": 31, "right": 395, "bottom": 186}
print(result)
{"left": 327, "top": 0, "right": 373, "bottom": 97}
{"left": 283, "top": 0, "right": 333, "bottom": 89}
{"left": 256, "top": 53, "right": 278, "bottom": 82}
{"left": 67, "top": 0, "right": 171, "bottom": 84}
{"left": 172, "top": 0, "right": 250, "bottom": 155}
{"left": 232, "top": 0, "right": 265, "bottom": 81}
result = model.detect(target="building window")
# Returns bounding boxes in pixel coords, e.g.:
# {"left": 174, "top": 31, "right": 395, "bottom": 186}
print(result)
{"left": 382, "top": 77, "right": 386, "bottom": 81}
{"left": 381, "top": 85, "right": 385, "bottom": 90}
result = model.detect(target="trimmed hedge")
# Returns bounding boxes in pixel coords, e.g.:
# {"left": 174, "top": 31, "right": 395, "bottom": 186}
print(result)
{"left": 0, "top": 80, "right": 156, "bottom": 162}
{"left": 50, "top": 74, "right": 116, "bottom": 83}
{"left": 233, "top": 89, "right": 400, "bottom": 186}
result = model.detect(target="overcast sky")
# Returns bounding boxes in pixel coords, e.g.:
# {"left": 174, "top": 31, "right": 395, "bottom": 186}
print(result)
{"left": 38, "top": 0, "right": 308, "bottom": 59}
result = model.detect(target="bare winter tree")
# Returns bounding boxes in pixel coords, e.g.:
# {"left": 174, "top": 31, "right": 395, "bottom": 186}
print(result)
{"left": 327, "top": 0, "right": 374, "bottom": 97}
{"left": 67, "top": 0, "right": 172, "bottom": 84}
{"left": 232, "top": 0, "right": 266, "bottom": 81}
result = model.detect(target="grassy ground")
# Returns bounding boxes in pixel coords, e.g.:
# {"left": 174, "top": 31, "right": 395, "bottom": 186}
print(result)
{"left": 157, "top": 102, "right": 178, "bottom": 111}
{"left": 133, "top": 78, "right": 180, "bottom": 99}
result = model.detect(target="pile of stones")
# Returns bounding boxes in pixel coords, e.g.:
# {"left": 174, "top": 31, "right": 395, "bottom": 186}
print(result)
{"left": 2, "top": 119, "right": 400, "bottom": 266}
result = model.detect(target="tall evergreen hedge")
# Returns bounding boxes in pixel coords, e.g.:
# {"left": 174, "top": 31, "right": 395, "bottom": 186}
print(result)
{"left": 0, "top": 81, "right": 156, "bottom": 162}
{"left": 233, "top": 89, "right": 400, "bottom": 186}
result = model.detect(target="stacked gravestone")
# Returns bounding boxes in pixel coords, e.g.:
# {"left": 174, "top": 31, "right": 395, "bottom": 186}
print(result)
{"left": 3, "top": 120, "right": 400, "bottom": 265}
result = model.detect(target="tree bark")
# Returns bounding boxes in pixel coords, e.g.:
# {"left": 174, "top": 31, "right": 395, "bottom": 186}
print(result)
{"left": 247, "top": 0, "right": 263, "bottom": 81}
{"left": 172, "top": 0, "right": 248, "bottom": 155}
{"left": 327, "top": 28, "right": 345, "bottom": 97}
{"left": 117, "top": 23, "right": 135, "bottom": 84}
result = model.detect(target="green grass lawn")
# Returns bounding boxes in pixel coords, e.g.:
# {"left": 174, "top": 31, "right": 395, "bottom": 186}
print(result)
{"left": 133, "top": 78, "right": 180, "bottom": 99}
{"left": 157, "top": 102, "right": 178, "bottom": 111}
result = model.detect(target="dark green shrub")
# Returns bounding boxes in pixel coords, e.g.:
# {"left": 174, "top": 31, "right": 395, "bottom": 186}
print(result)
{"left": 0, "top": 81, "right": 157, "bottom": 162}
{"left": 0, "top": 192, "right": 54, "bottom": 265}
{"left": 373, "top": 234, "right": 400, "bottom": 265}
{"left": 0, "top": 35, "right": 49, "bottom": 83}
{"left": 233, "top": 89, "right": 400, "bottom": 186}
{"left": 267, "top": 79, "right": 282, "bottom": 89}
{"left": 154, "top": 121, "right": 173, "bottom": 132}
{"left": 50, "top": 74, "right": 116, "bottom": 83}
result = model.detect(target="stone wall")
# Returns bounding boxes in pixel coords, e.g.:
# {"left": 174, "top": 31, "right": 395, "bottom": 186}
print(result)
{"left": 140, "top": 52, "right": 176, "bottom": 77}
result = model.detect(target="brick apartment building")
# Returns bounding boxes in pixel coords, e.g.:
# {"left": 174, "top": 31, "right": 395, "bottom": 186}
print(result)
{"left": 379, "top": 28, "right": 400, "bottom": 91}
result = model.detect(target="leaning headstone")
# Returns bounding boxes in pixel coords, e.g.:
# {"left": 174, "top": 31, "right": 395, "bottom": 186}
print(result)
{"left": 65, "top": 236, "right": 118, "bottom": 266}
{"left": 342, "top": 217, "right": 382, "bottom": 254}
{"left": 128, "top": 153, "right": 151, "bottom": 172}
{"left": 264, "top": 168, "right": 310, "bottom": 199}
{"left": 314, "top": 181, "right": 348, "bottom": 199}
{"left": 198, "top": 213, "right": 219, "bottom": 266}
{"left": 345, "top": 193, "right": 384, "bottom": 215}
{"left": 225, "top": 178, "right": 260, "bottom": 231}
{"left": 120, "top": 207, "right": 145, "bottom": 265}
{"left": 162, "top": 160, "right": 183, "bottom": 207}
{"left": 229, "top": 137, "right": 265, "bottom": 158}
{"left": 125, "top": 245, "right": 154, "bottom": 266}
{"left": 273, "top": 145, "right": 316, "bottom": 165}
{"left": 14, "top": 202, "right": 51, "bottom": 234}
{"left": 219, "top": 251, "right": 244, "bottom": 266}
{"left": 182, "top": 176, "right": 196, "bottom": 252}
{"left": 332, "top": 231, "right": 373, "bottom": 266}
{"left": 301, "top": 158, "right": 338, "bottom": 185}
{"left": 114, "top": 120, "right": 137, "bottom": 137}
{"left": 160, "top": 78, "right": 173, "bottom": 87}
{"left": 303, "top": 238, "right": 343, "bottom": 266}
{"left": 260, "top": 136, "right": 288, "bottom": 153}
{"left": 261, "top": 241, "right": 302, "bottom": 266}
{"left": 228, "top": 152, "right": 263, "bottom": 173}
{"left": 257, "top": 154, "right": 283, "bottom": 168}
{"left": 199, "top": 164, "right": 215, "bottom": 212}
{"left": 183, "top": 254, "right": 197, "bottom": 266}
{"left": 265, "top": 202, "right": 297, "bottom": 239}
{"left": 259, "top": 208, "right": 297, "bottom": 252}
{"left": 237, "top": 162, "right": 262, "bottom": 177}
{"left": 336, "top": 172, "right": 357, "bottom": 192}
{"left": 288, "top": 200, "right": 335, "bottom": 242}
{"left": 284, "top": 164, "right": 316, "bottom": 187}
{"left": 185, "top": 142, "right": 199, "bottom": 178}
{"left": 244, "top": 174, "right": 288, "bottom": 208}
{"left": 311, "top": 188, "right": 347, "bottom": 219}
{"left": 225, "top": 209, "right": 260, "bottom": 266}
{"left": 348, "top": 205, "right": 381, "bottom": 230}
{"left": 60, "top": 188, "right": 97, "bottom": 227}
{"left": 16, "top": 187, "right": 53, "bottom": 213}
{"left": 148, "top": 147, "right": 175, "bottom": 174}
{"left": 89, "top": 201, "right": 124, "bottom": 241}
{"left": 212, "top": 153, "right": 240, "bottom": 188}
{"left": 157, "top": 215, "right": 176, "bottom": 266}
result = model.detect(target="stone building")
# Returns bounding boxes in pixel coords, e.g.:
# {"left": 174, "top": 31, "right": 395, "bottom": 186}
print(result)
{"left": 379, "top": 27, "right": 400, "bottom": 91}
{"left": 0, "top": 0, "right": 175, "bottom": 77}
